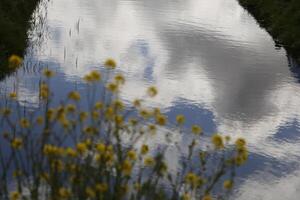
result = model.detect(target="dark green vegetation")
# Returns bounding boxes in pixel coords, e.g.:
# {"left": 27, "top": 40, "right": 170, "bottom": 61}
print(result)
{"left": 0, "top": 0, "right": 40, "bottom": 77}
{"left": 238, "top": 0, "right": 300, "bottom": 63}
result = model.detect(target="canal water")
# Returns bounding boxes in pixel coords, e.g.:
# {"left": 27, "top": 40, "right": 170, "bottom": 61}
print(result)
{"left": 1, "top": 0, "right": 300, "bottom": 199}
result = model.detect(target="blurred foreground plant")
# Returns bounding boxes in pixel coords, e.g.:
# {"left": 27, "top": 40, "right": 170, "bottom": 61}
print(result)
{"left": 0, "top": 56, "right": 248, "bottom": 200}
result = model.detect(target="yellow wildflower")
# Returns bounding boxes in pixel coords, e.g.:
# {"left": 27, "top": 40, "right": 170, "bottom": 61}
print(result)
{"left": 129, "top": 118, "right": 138, "bottom": 126}
{"left": 8, "top": 55, "right": 22, "bottom": 69}
{"left": 225, "top": 135, "right": 231, "bottom": 142}
{"left": 182, "top": 193, "right": 191, "bottom": 200}
{"left": 191, "top": 125, "right": 202, "bottom": 135}
{"left": 40, "top": 83, "right": 49, "bottom": 99}
{"left": 176, "top": 114, "right": 185, "bottom": 125}
{"left": 121, "top": 160, "right": 132, "bottom": 176}
{"left": 83, "top": 74, "right": 93, "bottom": 82}
{"left": 144, "top": 157, "right": 155, "bottom": 166}
{"left": 96, "top": 143, "right": 106, "bottom": 153}
{"left": 107, "top": 83, "right": 118, "bottom": 93}
{"left": 58, "top": 187, "right": 71, "bottom": 199}
{"left": 211, "top": 134, "right": 224, "bottom": 149}
{"left": 185, "top": 172, "right": 200, "bottom": 188}
{"left": 43, "top": 69, "right": 55, "bottom": 78}
{"left": 94, "top": 101, "right": 103, "bottom": 110}
{"left": 9, "top": 92, "right": 17, "bottom": 99}
{"left": 36, "top": 116, "right": 44, "bottom": 125}
{"left": 114, "top": 74, "right": 125, "bottom": 85}
{"left": 148, "top": 124, "right": 157, "bottom": 134}
{"left": 85, "top": 187, "right": 96, "bottom": 198}
{"left": 105, "top": 106, "right": 114, "bottom": 120}
{"left": 2, "top": 108, "right": 11, "bottom": 116}
{"left": 147, "top": 86, "right": 158, "bottom": 97}
{"left": 156, "top": 114, "right": 167, "bottom": 126}
{"left": 113, "top": 100, "right": 124, "bottom": 111}
{"left": 96, "top": 183, "right": 108, "bottom": 192}
{"left": 10, "top": 191, "right": 20, "bottom": 200}
{"left": 76, "top": 142, "right": 87, "bottom": 154}
{"left": 141, "top": 144, "right": 149, "bottom": 155}
{"left": 223, "top": 180, "right": 233, "bottom": 190}
{"left": 11, "top": 138, "right": 23, "bottom": 150}
{"left": 133, "top": 99, "right": 141, "bottom": 107}
{"left": 65, "top": 147, "right": 77, "bottom": 157}
{"left": 115, "top": 115, "right": 123, "bottom": 126}
{"left": 68, "top": 91, "right": 80, "bottom": 101}
{"left": 104, "top": 58, "right": 116, "bottom": 69}
{"left": 140, "top": 109, "right": 150, "bottom": 119}
{"left": 235, "top": 138, "right": 246, "bottom": 148}
{"left": 66, "top": 104, "right": 76, "bottom": 113}
{"left": 79, "top": 112, "right": 88, "bottom": 122}
{"left": 20, "top": 118, "right": 30, "bottom": 128}
{"left": 127, "top": 150, "right": 137, "bottom": 161}
{"left": 91, "top": 111, "right": 100, "bottom": 120}
{"left": 90, "top": 70, "right": 101, "bottom": 81}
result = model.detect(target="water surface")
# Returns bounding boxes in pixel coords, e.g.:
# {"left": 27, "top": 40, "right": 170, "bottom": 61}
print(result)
{"left": 1, "top": 0, "right": 300, "bottom": 199}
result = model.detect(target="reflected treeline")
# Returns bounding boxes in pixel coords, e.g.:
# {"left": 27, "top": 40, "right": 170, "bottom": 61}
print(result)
{"left": 0, "top": 0, "right": 41, "bottom": 79}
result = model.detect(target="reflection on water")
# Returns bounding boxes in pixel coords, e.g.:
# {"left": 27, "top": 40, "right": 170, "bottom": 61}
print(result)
{"left": 1, "top": 0, "right": 300, "bottom": 199}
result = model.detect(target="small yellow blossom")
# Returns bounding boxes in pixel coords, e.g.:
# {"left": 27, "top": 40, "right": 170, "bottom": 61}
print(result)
{"left": 156, "top": 114, "right": 167, "bottom": 126}
{"left": 96, "top": 143, "right": 106, "bottom": 153}
{"left": 8, "top": 55, "right": 22, "bottom": 69}
{"left": 148, "top": 124, "right": 157, "bottom": 134}
{"left": 20, "top": 118, "right": 30, "bottom": 128}
{"left": 127, "top": 150, "right": 137, "bottom": 161}
{"left": 225, "top": 135, "right": 231, "bottom": 142}
{"left": 96, "top": 183, "right": 108, "bottom": 192}
{"left": 202, "top": 194, "right": 213, "bottom": 200}
{"left": 36, "top": 116, "right": 44, "bottom": 125}
{"left": 191, "top": 125, "right": 202, "bottom": 135}
{"left": 185, "top": 172, "right": 200, "bottom": 188}
{"left": 85, "top": 187, "right": 96, "bottom": 198}
{"left": 66, "top": 104, "right": 76, "bottom": 113}
{"left": 76, "top": 142, "right": 87, "bottom": 154}
{"left": 133, "top": 99, "right": 141, "bottom": 107}
{"left": 68, "top": 91, "right": 80, "bottom": 101}
{"left": 105, "top": 106, "right": 114, "bottom": 120}
{"left": 144, "top": 157, "right": 155, "bottom": 166}
{"left": 79, "top": 112, "right": 88, "bottom": 122}
{"left": 141, "top": 144, "right": 149, "bottom": 155}
{"left": 147, "top": 86, "right": 158, "bottom": 97}
{"left": 9, "top": 92, "right": 17, "bottom": 99}
{"left": 211, "top": 134, "right": 224, "bottom": 149}
{"left": 65, "top": 147, "right": 77, "bottom": 157}
{"left": 10, "top": 191, "right": 20, "bottom": 200}
{"left": 58, "top": 187, "right": 71, "bottom": 199}
{"left": 113, "top": 100, "right": 124, "bottom": 111}
{"left": 90, "top": 70, "right": 101, "bottom": 81}
{"left": 83, "top": 74, "right": 93, "bottom": 82}
{"left": 43, "top": 69, "right": 55, "bottom": 78}
{"left": 104, "top": 58, "right": 116, "bottom": 69}
{"left": 11, "top": 138, "right": 23, "bottom": 150}
{"left": 121, "top": 160, "right": 132, "bottom": 176}
{"left": 107, "top": 83, "right": 118, "bottom": 93}
{"left": 129, "top": 118, "right": 138, "bottom": 126}
{"left": 223, "top": 180, "right": 233, "bottom": 190}
{"left": 235, "top": 138, "right": 246, "bottom": 148}
{"left": 2, "top": 108, "right": 11, "bottom": 116}
{"left": 115, "top": 115, "right": 123, "bottom": 126}
{"left": 176, "top": 114, "right": 185, "bottom": 125}
{"left": 140, "top": 109, "right": 150, "bottom": 119}
{"left": 94, "top": 101, "right": 103, "bottom": 110}
{"left": 182, "top": 193, "right": 191, "bottom": 200}
{"left": 114, "top": 74, "right": 125, "bottom": 85}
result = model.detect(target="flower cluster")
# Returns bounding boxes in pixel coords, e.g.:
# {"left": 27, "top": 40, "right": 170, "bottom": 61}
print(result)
{"left": 0, "top": 58, "right": 248, "bottom": 200}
